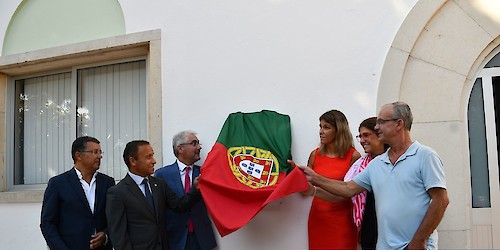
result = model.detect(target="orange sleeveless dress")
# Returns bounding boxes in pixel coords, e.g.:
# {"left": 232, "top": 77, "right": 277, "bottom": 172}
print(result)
{"left": 308, "top": 147, "right": 357, "bottom": 249}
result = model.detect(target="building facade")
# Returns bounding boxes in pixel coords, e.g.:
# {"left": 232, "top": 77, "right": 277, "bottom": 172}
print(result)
{"left": 1, "top": 0, "right": 499, "bottom": 249}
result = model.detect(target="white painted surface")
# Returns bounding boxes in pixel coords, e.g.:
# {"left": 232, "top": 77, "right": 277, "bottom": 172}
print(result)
{"left": 0, "top": 1, "right": 419, "bottom": 249}
{"left": 0, "top": 203, "right": 46, "bottom": 249}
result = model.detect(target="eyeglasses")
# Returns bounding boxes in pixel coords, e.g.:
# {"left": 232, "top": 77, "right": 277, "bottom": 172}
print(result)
{"left": 180, "top": 140, "right": 201, "bottom": 147}
{"left": 376, "top": 118, "right": 400, "bottom": 125}
{"left": 356, "top": 132, "right": 375, "bottom": 142}
{"left": 80, "top": 149, "right": 104, "bottom": 155}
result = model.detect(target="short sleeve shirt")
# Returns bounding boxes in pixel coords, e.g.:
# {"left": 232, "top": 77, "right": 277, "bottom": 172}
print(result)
{"left": 353, "top": 141, "right": 446, "bottom": 249}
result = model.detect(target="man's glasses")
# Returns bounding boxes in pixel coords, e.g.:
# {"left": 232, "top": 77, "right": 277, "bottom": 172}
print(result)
{"left": 356, "top": 132, "right": 375, "bottom": 142}
{"left": 376, "top": 118, "right": 400, "bottom": 125}
{"left": 180, "top": 140, "right": 201, "bottom": 147}
{"left": 80, "top": 149, "right": 104, "bottom": 155}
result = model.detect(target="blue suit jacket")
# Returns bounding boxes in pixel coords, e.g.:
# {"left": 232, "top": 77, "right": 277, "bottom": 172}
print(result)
{"left": 155, "top": 162, "right": 217, "bottom": 250}
{"left": 40, "top": 168, "right": 115, "bottom": 250}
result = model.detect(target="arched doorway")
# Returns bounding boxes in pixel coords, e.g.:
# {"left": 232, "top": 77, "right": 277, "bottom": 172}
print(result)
{"left": 379, "top": 0, "right": 500, "bottom": 248}
{"left": 468, "top": 50, "right": 500, "bottom": 248}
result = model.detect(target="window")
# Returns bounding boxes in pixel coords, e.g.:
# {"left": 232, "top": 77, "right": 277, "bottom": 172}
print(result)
{"left": 0, "top": 30, "right": 162, "bottom": 199}
{"left": 468, "top": 78, "right": 490, "bottom": 208}
{"left": 469, "top": 52, "right": 500, "bottom": 209}
{"left": 13, "top": 60, "right": 146, "bottom": 185}
{"left": 14, "top": 72, "right": 73, "bottom": 185}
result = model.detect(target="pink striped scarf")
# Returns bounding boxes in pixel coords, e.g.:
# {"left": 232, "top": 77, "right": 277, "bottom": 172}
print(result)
{"left": 343, "top": 154, "right": 373, "bottom": 227}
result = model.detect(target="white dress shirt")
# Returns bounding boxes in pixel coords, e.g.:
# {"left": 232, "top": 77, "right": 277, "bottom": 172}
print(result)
{"left": 75, "top": 167, "right": 97, "bottom": 214}
{"left": 176, "top": 159, "right": 193, "bottom": 189}
{"left": 128, "top": 171, "right": 153, "bottom": 196}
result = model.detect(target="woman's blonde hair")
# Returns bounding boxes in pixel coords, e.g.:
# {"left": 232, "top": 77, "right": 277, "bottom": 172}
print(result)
{"left": 319, "top": 110, "right": 354, "bottom": 158}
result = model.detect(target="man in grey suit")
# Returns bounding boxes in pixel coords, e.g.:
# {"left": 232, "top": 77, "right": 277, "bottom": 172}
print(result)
{"left": 155, "top": 131, "right": 217, "bottom": 250}
{"left": 106, "top": 140, "right": 202, "bottom": 250}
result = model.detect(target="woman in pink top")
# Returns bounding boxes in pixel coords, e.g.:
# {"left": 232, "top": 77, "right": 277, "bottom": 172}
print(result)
{"left": 344, "top": 117, "right": 388, "bottom": 249}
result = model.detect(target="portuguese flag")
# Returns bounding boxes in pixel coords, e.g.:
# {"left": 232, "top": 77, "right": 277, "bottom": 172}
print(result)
{"left": 199, "top": 110, "right": 309, "bottom": 236}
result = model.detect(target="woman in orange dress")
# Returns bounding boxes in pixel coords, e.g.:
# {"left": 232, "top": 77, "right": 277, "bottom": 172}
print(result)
{"left": 307, "top": 110, "right": 360, "bottom": 249}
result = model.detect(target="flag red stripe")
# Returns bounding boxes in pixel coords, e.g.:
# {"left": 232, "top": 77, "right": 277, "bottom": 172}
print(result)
{"left": 199, "top": 142, "right": 309, "bottom": 236}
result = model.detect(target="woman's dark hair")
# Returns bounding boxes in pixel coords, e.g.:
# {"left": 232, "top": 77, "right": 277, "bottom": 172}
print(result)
{"left": 359, "top": 117, "right": 377, "bottom": 132}
{"left": 359, "top": 117, "right": 389, "bottom": 150}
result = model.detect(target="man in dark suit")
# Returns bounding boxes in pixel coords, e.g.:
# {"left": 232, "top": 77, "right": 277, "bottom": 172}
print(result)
{"left": 106, "top": 140, "right": 202, "bottom": 250}
{"left": 155, "top": 131, "right": 217, "bottom": 250}
{"left": 41, "top": 136, "right": 115, "bottom": 250}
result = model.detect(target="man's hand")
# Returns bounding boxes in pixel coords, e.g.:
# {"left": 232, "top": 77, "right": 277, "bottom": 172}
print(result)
{"left": 287, "top": 160, "right": 316, "bottom": 183}
{"left": 408, "top": 187, "right": 448, "bottom": 250}
{"left": 407, "top": 239, "right": 426, "bottom": 250}
{"left": 289, "top": 159, "right": 365, "bottom": 198}
{"left": 90, "top": 231, "right": 106, "bottom": 249}
{"left": 287, "top": 159, "right": 298, "bottom": 169}
{"left": 193, "top": 176, "right": 200, "bottom": 189}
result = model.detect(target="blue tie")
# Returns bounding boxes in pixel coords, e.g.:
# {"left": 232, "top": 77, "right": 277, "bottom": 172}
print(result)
{"left": 142, "top": 178, "right": 155, "bottom": 211}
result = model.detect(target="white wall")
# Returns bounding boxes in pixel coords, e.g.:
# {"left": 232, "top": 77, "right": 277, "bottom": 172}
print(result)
{"left": 145, "top": 2, "right": 416, "bottom": 247}
{"left": 0, "top": 203, "right": 46, "bottom": 248}
{"left": 0, "top": 0, "right": 418, "bottom": 249}
{"left": 117, "top": 0, "right": 418, "bottom": 162}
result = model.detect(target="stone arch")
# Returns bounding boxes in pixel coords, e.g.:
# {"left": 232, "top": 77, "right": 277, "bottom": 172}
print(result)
{"left": 2, "top": 0, "right": 125, "bottom": 55}
{"left": 378, "top": 0, "right": 500, "bottom": 248}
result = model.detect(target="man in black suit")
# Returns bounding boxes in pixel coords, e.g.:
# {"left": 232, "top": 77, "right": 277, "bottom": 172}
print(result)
{"left": 41, "top": 136, "right": 115, "bottom": 250}
{"left": 155, "top": 130, "right": 217, "bottom": 250}
{"left": 106, "top": 140, "right": 202, "bottom": 250}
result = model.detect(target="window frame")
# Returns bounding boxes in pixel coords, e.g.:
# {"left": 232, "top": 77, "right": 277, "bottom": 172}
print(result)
{"left": 0, "top": 29, "right": 163, "bottom": 202}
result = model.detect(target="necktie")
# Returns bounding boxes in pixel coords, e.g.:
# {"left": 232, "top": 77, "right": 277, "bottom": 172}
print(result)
{"left": 184, "top": 167, "right": 194, "bottom": 232}
{"left": 142, "top": 178, "right": 155, "bottom": 212}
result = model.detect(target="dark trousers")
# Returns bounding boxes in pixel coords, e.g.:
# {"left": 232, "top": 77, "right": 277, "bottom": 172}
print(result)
{"left": 185, "top": 232, "right": 202, "bottom": 250}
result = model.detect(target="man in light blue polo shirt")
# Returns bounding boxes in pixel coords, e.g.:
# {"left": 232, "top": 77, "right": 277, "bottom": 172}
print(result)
{"left": 298, "top": 102, "right": 449, "bottom": 250}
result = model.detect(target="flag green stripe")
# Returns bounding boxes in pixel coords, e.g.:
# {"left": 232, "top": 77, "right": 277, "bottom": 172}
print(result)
{"left": 216, "top": 110, "right": 292, "bottom": 173}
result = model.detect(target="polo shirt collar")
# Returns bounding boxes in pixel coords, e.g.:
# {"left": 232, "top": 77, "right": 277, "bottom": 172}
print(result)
{"left": 379, "top": 141, "right": 421, "bottom": 164}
